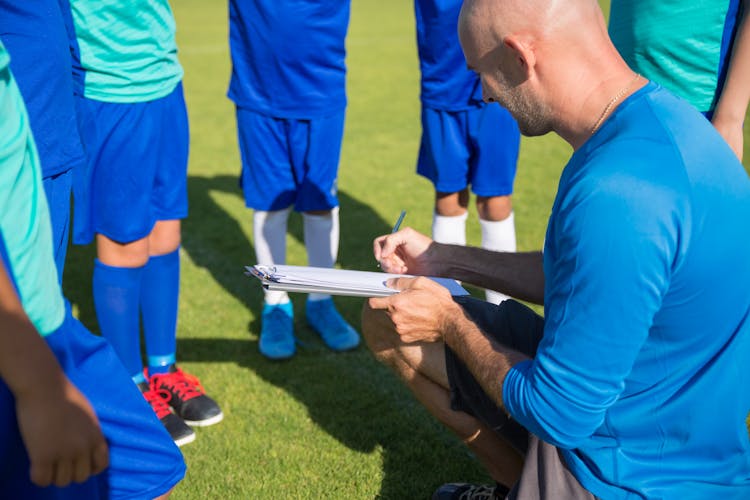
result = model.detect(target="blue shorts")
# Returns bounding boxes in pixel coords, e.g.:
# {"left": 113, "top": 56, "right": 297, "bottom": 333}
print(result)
{"left": 0, "top": 304, "right": 186, "bottom": 499}
{"left": 417, "top": 104, "right": 520, "bottom": 197}
{"left": 73, "top": 83, "right": 189, "bottom": 245}
{"left": 42, "top": 168, "right": 72, "bottom": 281}
{"left": 236, "top": 108, "right": 344, "bottom": 212}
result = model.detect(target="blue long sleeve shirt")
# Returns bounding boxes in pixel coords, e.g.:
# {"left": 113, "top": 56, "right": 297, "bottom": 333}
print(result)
{"left": 504, "top": 83, "right": 750, "bottom": 499}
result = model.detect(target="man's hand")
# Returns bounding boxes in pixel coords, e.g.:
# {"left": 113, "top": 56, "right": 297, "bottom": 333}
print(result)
{"left": 14, "top": 374, "right": 109, "bottom": 487}
{"left": 374, "top": 227, "right": 436, "bottom": 275}
{"left": 0, "top": 260, "right": 108, "bottom": 488}
{"left": 368, "top": 276, "right": 462, "bottom": 343}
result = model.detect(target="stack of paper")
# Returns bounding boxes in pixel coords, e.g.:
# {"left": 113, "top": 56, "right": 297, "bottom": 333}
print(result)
{"left": 245, "top": 264, "right": 468, "bottom": 298}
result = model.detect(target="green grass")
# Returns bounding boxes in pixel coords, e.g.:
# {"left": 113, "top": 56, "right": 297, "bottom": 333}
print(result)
{"left": 62, "top": 0, "right": 750, "bottom": 498}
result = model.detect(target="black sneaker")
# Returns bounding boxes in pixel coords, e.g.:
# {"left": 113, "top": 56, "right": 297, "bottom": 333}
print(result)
{"left": 138, "top": 382, "right": 195, "bottom": 447}
{"left": 148, "top": 365, "right": 224, "bottom": 427}
{"left": 432, "top": 482, "right": 510, "bottom": 500}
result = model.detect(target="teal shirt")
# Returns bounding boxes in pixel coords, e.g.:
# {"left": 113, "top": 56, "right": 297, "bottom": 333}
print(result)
{"left": 609, "top": 0, "right": 739, "bottom": 113}
{"left": 0, "top": 43, "right": 65, "bottom": 335}
{"left": 69, "top": 0, "right": 183, "bottom": 103}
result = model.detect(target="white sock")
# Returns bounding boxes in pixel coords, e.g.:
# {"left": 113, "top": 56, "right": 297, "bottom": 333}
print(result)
{"left": 432, "top": 211, "right": 468, "bottom": 245}
{"left": 253, "top": 208, "right": 291, "bottom": 305}
{"left": 303, "top": 206, "right": 339, "bottom": 302}
{"left": 481, "top": 212, "right": 516, "bottom": 304}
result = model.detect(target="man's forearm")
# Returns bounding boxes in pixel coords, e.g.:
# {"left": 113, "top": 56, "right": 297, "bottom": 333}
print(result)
{"left": 443, "top": 309, "right": 530, "bottom": 409}
{"left": 431, "top": 244, "right": 545, "bottom": 304}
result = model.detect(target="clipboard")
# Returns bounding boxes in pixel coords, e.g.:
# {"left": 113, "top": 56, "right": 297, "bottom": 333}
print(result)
{"left": 245, "top": 264, "right": 468, "bottom": 298}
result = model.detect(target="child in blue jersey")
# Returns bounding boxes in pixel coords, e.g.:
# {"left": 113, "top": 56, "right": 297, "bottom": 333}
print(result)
{"left": 363, "top": 1, "right": 750, "bottom": 498}
{"left": 228, "top": 0, "right": 360, "bottom": 360}
{"left": 414, "top": 0, "right": 521, "bottom": 304}
{"left": 0, "top": 0, "right": 87, "bottom": 279}
{"left": 609, "top": 0, "right": 750, "bottom": 160}
{"left": 61, "top": 0, "right": 222, "bottom": 445}
{"left": 0, "top": 44, "right": 185, "bottom": 498}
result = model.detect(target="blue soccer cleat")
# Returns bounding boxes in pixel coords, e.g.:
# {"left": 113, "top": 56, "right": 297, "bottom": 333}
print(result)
{"left": 305, "top": 298, "right": 360, "bottom": 351}
{"left": 259, "top": 301, "right": 295, "bottom": 360}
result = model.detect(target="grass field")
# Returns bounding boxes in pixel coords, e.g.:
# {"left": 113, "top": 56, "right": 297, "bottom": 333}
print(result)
{"left": 62, "top": 1, "right": 750, "bottom": 498}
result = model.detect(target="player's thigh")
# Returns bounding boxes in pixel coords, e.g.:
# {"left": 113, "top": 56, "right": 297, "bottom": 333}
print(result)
{"left": 294, "top": 110, "right": 345, "bottom": 212}
{"left": 468, "top": 104, "right": 520, "bottom": 197}
{"left": 236, "top": 107, "right": 297, "bottom": 211}
{"left": 152, "top": 83, "right": 189, "bottom": 225}
{"left": 75, "top": 97, "right": 160, "bottom": 244}
{"left": 417, "top": 107, "right": 472, "bottom": 194}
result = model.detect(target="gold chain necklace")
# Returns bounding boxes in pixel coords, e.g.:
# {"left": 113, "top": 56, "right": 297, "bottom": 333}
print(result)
{"left": 590, "top": 73, "right": 640, "bottom": 135}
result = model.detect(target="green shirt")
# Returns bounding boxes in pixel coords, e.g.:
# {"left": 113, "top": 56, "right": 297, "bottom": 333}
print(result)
{"left": 70, "top": 0, "right": 183, "bottom": 103}
{"left": 0, "top": 43, "right": 65, "bottom": 335}
{"left": 609, "top": 0, "right": 737, "bottom": 113}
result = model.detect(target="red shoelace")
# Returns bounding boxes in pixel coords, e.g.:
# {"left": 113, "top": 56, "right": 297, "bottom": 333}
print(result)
{"left": 150, "top": 368, "right": 205, "bottom": 402}
{"left": 141, "top": 388, "right": 173, "bottom": 419}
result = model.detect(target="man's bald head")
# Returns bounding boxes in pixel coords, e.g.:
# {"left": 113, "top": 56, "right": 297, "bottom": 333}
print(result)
{"left": 458, "top": 0, "right": 602, "bottom": 48}
{"left": 457, "top": 0, "right": 627, "bottom": 143}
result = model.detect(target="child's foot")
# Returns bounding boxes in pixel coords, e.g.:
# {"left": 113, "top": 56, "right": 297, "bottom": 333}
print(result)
{"left": 306, "top": 298, "right": 360, "bottom": 351}
{"left": 149, "top": 365, "right": 224, "bottom": 427}
{"left": 138, "top": 382, "right": 196, "bottom": 446}
{"left": 259, "top": 301, "right": 296, "bottom": 360}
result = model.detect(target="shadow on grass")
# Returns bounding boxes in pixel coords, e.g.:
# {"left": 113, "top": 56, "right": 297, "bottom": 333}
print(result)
{"left": 179, "top": 173, "right": 487, "bottom": 498}
{"left": 177, "top": 335, "right": 487, "bottom": 498}
{"left": 180, "top": 173, "right": 393, "bottom": 315}
{"left": 63, "top": 174, "right": 487, "bottom": 497}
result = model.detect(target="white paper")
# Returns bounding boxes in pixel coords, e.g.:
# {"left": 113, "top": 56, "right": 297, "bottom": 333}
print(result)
{"left": 245, "top": 265, "right": 468, "bottom": 298}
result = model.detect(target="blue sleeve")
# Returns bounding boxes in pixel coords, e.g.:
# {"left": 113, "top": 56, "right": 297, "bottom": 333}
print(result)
{"left": 503, "top": 152, "right": 684, "bottom": 448}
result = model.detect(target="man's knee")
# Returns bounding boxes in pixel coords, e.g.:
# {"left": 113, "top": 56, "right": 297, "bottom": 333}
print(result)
{"left": 361, "top": 300, "right": 400, "bottom": 364}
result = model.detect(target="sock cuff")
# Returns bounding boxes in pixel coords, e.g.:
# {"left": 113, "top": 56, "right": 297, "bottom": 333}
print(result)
{"left": 302, "top": 206, "right": 339, "bottom": 222}
{"left": 147, "top": 353, "right": 176, "bottom": 368}
{"left": 434, "top": 211, "right": 469, "bottom": 222}
{"left": 254, "top": 206, "right": 292, "bottom": 223}
{"left": 264, "top": 291, "right": 290, "bottom": 305}
{"left": 479, "top": 210, "right": 515, "bottom": 227}
{"left": 147, "top": 247, "right": 180, "bottom": 265}
{"left": 94, "top": 258, "right": 145, "bottom": 283}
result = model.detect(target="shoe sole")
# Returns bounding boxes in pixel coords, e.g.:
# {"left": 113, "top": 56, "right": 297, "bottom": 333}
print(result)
{"left": 174, "top": 432, "right": 197, "bottom": 447}
{"left": 184, "top": 411, "right": 224, "bottom": 427}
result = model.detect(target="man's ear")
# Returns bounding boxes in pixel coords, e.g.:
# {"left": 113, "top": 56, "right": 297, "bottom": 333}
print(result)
{"left": 503, "top": 35, "right": 535, "bottom": 81}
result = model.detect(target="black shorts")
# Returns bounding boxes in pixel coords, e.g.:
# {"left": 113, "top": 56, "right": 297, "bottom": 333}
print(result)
{"left": 445, "top": 296, "right": 545, "bottom": 454}
{"left": 444, "top": 297, "right": 596, "bottom": 499}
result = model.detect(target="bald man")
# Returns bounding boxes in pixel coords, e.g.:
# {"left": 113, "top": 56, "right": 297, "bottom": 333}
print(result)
{"left": 361, "top": 0, "right": 750, "bottom": 499}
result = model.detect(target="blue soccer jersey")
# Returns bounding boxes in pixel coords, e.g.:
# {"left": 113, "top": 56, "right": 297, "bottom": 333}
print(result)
{"left": 0, "top": 0, "right": 86, "bottom": 178}
{"left": 227, "top": 0, "right": 350, "bottom": 119}
{"left": 503, "top": 83, "right": 750, "bottom": 498}
{"left": 415, "top": 0, "right": 482, "bottom": 110}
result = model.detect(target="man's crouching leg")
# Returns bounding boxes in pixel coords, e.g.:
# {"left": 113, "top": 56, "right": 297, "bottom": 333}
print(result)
{"left": 361, "top": 301, "right": 523, "bottom": 488}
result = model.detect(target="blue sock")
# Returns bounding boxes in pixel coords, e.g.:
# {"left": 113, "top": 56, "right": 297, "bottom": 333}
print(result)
{"left": 141, "top": 248, "right": 179, "bottom": 376}
{"left": 93, "top": 259, "right": 144, "bottom": 379}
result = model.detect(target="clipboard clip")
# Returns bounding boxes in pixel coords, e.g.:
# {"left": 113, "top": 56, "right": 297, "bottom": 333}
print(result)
{"left": 246, "top": 265, "right": 278, "bottom": 281}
